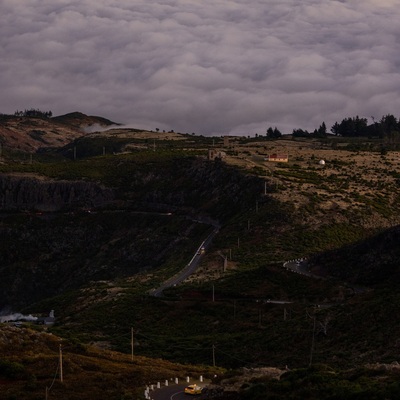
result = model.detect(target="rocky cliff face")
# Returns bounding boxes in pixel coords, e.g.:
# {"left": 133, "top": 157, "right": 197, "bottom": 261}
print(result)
{"left": 0, "top": 174, "right": 114, "bottom": 211}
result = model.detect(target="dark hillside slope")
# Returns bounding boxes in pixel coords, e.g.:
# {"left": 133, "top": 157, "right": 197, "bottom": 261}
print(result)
{"left": 0, "top": 212, "right": 197, "bottom": 308}
{"left": 309, "top": 225, "right": 400, "bottom": 285}
{"left": 137, "top": 157, "right": 262, "bottom": 220}
{"left": 0, "top": 155, "right": 263, "bottom": 309}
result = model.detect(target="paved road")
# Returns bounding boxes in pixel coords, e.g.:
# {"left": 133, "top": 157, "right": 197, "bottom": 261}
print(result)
{"left": 283, "top": 259, "right": 318, "bottom": 278}
{"left": 150, "top": 383, "right": 220, "bottom": 400}
{"left": 283, "top": 258, "right": 369, "bottom": 297}
{"left": 150, "top": 227, "right": 219, "bottom": 297}
{"left": 150, "top": 384, "right": 187, "bottom": 400}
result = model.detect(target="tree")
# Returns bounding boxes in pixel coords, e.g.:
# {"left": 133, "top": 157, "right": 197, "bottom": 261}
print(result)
{"left": 273, "top": 127, "right": 282, "bottom": 138}
{"left": 266, "top": 126, "right": 282, "bottom": 138}
{"left": 331, "top": 122, "right": 340, "bottom": 135}
{"left": 292, "top": 128, "right": 310, "bottom": 137}
{"left": 380, "top": 114, "right": 400, "bottom": 143}
{"left": 380, "top": 114, "right": 399, "bottom": 134}
{"left": 317, "top": 122, "right": 327, "bottom": 136}
{"left": 330, "top": 116, "right": 368, "bottom": 137}
{"left": 14, "top": 108, "right": 52, "bottom": 118}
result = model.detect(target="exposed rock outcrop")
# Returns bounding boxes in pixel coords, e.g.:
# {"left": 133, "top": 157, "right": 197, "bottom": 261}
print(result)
{"left": 0, "top": 174, "right": 114, "bottom": 211}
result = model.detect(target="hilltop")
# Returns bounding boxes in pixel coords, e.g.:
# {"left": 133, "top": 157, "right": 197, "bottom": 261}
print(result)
{"left": 51, "top": 111, "right": 119, "bottom": 130}
{"left": 0, "top": 112, "right": 118, "bottom": 153}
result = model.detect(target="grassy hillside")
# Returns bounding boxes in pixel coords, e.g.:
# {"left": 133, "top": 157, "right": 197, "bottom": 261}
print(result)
{"left": 2, "top": 126, "right": 400, "bottom": 398}
{"left": 0, "top": 325, "right": 220, "bottom": 400}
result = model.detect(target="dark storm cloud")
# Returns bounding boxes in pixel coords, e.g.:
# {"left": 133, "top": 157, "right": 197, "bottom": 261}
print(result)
{"left": 1, "top": 0, "right": 399, "bottom": 135}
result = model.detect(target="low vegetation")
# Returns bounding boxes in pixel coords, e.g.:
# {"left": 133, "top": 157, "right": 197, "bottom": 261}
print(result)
{"left": 2, "top": 114, "right": 400, "bottom": 398}
{"left": 0, "top": 325, "right": 220, "bottom": 400}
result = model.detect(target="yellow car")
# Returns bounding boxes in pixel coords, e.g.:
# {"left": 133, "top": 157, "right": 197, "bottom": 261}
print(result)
{"left": 184, "top": 384, "right": 202, "bottom": 395}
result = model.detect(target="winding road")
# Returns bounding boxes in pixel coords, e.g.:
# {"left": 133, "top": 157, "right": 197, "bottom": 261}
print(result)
{"left": 151, "top": 384, "right": 187, "bottom": 400}
{"left": 150, "top": 226, "right": 220, "bottom": 297}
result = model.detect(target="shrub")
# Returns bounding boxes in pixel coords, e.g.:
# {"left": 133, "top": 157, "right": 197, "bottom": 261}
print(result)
{"left": 0, "top": 359, "right": 26, "bottom": 379}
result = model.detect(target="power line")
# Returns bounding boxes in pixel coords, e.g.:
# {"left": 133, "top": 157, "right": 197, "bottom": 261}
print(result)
{"left": 45, "top": 353, "right": 61, "bottom": 399}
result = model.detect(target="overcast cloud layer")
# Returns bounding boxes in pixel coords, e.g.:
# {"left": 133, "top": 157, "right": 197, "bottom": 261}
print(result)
{"left": 1, "top": 0, "right": 400, "bottom": 135}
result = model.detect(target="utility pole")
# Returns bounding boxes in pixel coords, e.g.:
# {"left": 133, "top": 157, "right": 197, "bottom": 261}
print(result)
{"left": 309, "top": 312, "right": 316, "bottom": 367}
{"left": 212, "top": 345, "right": 216, "bottom": 367}
{"left": 59, "top": 344, "right": 63, "bottom": 383}
{"left": 131, "top": 327, "right": 134, "bottom": 361}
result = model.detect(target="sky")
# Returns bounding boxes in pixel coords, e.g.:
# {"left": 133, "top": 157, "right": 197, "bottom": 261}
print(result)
{"left": 1, "top": 0, "right": 400, "bottom": 136}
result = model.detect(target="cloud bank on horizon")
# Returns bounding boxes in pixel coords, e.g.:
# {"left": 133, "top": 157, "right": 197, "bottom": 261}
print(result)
{"left": 1, "top": 0, "right": 399, "bottom": 136}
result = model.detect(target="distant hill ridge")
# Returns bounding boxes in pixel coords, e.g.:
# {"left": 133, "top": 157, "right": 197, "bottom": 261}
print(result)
{"left": 51, "top": 111, "right": 119, "bottom": 129}
{"left": 0, "top": 111, "right": 120, "bottom": 152}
